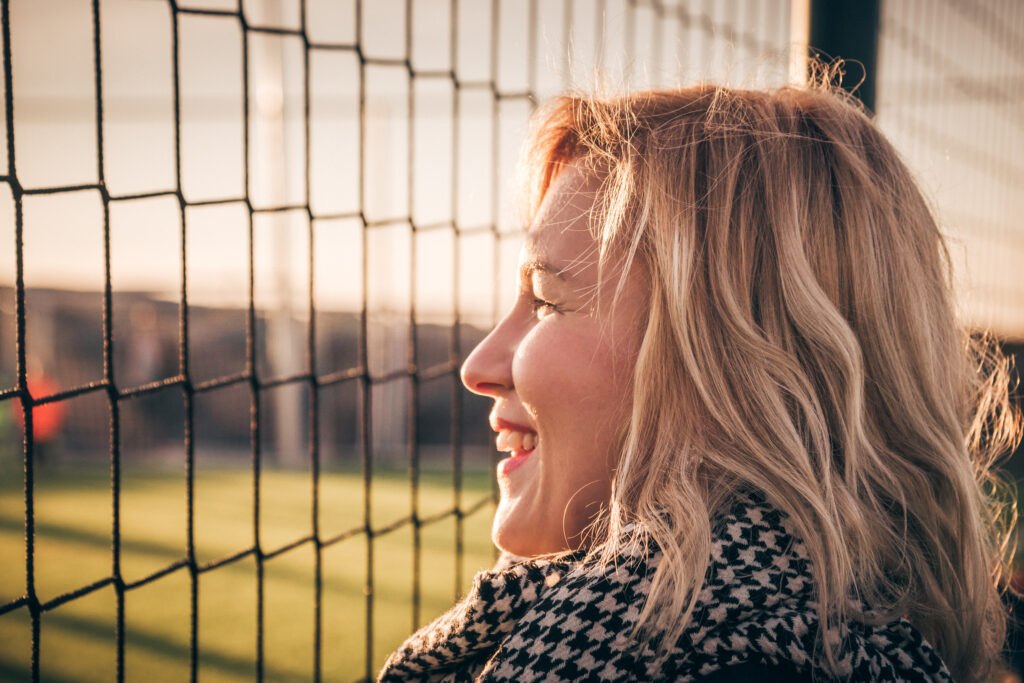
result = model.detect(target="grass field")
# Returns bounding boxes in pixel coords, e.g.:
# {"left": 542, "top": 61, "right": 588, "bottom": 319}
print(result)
{"left": 0, "top": 459, "right": 498, "bottom": 682}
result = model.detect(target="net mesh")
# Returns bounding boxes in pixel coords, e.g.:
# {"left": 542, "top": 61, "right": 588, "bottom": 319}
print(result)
{"left": 1, "top": 0, "right": 1020, "bottom": 681}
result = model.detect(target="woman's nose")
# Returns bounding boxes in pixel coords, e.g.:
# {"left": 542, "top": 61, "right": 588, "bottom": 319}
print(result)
{"left": 460, "top": 323, "right": 515, "bottom": 397}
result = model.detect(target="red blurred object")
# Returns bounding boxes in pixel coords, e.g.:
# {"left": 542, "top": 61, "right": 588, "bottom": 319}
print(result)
{"left": 11, "top": 374, "right": 66, "bottom": 443}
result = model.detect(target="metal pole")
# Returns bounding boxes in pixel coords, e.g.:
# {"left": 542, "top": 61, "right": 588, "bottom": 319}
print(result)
{"left": 807, "top": 0, "right": 880, "bottom": 114}
{"left": 255, "top": 0, "right": 303, "bottom": 467}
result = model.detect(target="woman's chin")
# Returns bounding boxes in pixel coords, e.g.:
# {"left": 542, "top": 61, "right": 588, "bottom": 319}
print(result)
{"left": 491, "top": 497, "right": 555, "bottom": 557}
{"left": 491, "top": 503, "right": 534, "bottom": 556}
{"left": 492, "top": 451, "right": 541, "bottom": 553}
{"left": 492, "top": 503, "right": 581, "bottom": 557}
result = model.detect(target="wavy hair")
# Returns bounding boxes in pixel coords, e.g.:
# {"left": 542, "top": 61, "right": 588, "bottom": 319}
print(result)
{"left": 520, "top": 83, "right": 1020, "bottom": 682}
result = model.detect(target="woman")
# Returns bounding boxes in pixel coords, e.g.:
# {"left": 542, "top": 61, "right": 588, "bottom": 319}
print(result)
{"left": 379, "top": 83, "right": 1019, "bottom": 681}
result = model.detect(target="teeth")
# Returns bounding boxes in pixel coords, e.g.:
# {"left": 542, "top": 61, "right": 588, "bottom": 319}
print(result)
{"left": 506, "top": 430, "right": 522, "bottom": 452}
{"left": 495, "top": 429, "right": 537, "bottom": 453}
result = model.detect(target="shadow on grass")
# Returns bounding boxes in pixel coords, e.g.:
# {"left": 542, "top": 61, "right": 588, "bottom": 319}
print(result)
{"left": 0, "top": 608, "right": 300, "bottom": 681}
{"left": 0, "top": 515, "right": 183, "bottom": 563}
{"left": 0, "top": 659, "right": 80, "bottom": 683}
{"left": 0, "top": 511, "right": 491, "bottom": 608}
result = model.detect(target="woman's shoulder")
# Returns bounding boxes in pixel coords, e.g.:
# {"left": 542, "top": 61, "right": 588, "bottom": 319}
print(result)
{"left": 623, "top": 496, "right": 951, "bottom": 682}
{"left": 379, "top": 497, "right": 953, "bottom": 682}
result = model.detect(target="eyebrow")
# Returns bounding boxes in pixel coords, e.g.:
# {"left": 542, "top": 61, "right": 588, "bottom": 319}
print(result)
{"left": 519, "top": 259, "right": 567, "bottom": 282}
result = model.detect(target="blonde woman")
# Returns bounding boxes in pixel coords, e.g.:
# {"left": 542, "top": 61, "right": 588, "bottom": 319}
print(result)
{"left": 378, "top": 83, "right": 1019, "bottom": 682}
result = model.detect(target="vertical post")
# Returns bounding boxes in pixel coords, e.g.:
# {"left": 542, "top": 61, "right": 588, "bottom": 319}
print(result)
{"left": 789, "top": 0, "right": 810, "bottom": 86}
{"left": 255, "top": 0, "right": 304, "bottom": 467}
{"left": 807, "top": 0, "right": 881, "bottom": 114}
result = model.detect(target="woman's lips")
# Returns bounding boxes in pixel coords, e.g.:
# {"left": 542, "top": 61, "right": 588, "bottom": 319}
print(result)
{"left": 498, "top": 449, "right": 534, "bottom": 477}
{"left": 492, "top": 418, "right": 537, "bottom": 478}
{"left": 492, "top": 417, "right": 535, "bottom": 433}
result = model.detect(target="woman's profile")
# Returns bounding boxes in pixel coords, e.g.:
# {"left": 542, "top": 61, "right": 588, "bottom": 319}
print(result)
{"left": 378, "top": 81, "right": 1020, "bottom": 682}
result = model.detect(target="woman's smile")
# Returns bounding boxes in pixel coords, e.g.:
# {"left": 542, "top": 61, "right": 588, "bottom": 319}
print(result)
{"left": 492, "top": 417, "right": 538, "bottom": 476}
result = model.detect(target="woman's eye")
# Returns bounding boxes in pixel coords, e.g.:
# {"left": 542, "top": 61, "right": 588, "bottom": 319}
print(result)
{"left": 530, "top": 297, "right": 559, "bottom": 316}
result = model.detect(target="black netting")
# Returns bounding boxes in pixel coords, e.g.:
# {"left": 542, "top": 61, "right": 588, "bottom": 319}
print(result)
{"left": 3, "top": 1, "right": 1019, "bottom": 681}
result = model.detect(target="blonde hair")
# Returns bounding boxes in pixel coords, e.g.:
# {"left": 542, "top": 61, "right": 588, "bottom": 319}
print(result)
{"left": 521, "top": 84, "right": 1020, "bottom": 682}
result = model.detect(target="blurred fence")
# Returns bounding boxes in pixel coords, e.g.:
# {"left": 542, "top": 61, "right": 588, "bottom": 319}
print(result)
{"left": 875, "top": 0, "right": 1024, "bottom": 342}
{"left": 0, "top": 0, "right": 1020, "bottom": 681}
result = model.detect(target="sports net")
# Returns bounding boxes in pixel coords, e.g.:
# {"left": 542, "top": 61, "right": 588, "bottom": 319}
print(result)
{"left": 0, "top": 1, "right": 1020, "bottom": 681}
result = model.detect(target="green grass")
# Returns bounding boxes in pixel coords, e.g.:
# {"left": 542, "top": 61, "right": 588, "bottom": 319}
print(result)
{"left": 0, "top": 460, "right": 498, "bottom": 682}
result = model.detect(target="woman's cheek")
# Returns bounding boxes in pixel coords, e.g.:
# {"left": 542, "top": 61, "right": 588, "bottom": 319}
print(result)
{"left": 512, "top": 323, "right": 594, "bottom": 404}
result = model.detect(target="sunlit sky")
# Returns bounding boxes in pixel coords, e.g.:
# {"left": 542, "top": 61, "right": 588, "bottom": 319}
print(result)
{"left": 0, "top": 0, "right": 790, "bottom": 322}
{"left": 1, "top": 0, "right": 1021, "bottom": 337}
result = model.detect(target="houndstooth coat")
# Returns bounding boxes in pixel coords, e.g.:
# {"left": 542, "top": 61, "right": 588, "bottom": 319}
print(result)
{"left": 378, "top": 499, "right": 953, "bottom": 682}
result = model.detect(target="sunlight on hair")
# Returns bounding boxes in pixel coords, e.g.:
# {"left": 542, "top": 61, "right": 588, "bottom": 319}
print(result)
{"left": 519, "top": 79, "right": 1021, "bottom": 682}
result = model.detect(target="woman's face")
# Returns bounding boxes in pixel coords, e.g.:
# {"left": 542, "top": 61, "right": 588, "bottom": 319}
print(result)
{"left": 460, "top": 164, "right": 647, "bottom": 557}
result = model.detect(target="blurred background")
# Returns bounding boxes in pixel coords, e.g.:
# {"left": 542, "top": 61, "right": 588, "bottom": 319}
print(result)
{"left": 0, "top": 0, "right": 1020, "bottom": 681}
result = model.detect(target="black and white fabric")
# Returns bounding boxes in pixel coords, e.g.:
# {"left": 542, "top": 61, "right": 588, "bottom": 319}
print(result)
{"left": 378, "top": 499, "right": 952, "bottom": 682}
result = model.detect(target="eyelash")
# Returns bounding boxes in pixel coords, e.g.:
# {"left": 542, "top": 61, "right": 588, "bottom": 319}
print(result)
{"left": 530, "top": 297, "right": 559, "bottom": 315}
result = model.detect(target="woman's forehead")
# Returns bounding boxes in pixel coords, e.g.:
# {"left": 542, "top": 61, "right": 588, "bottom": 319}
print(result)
{"left": 523, "top": 165, "right": 602, "bottom": 272}
{"left": 530, "top": 163, "right": 601, "bottom": 230}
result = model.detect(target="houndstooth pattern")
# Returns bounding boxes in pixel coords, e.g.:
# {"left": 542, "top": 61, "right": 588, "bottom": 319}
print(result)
{"left": 378, "top": 499, "right": 953, "bottom": 682}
